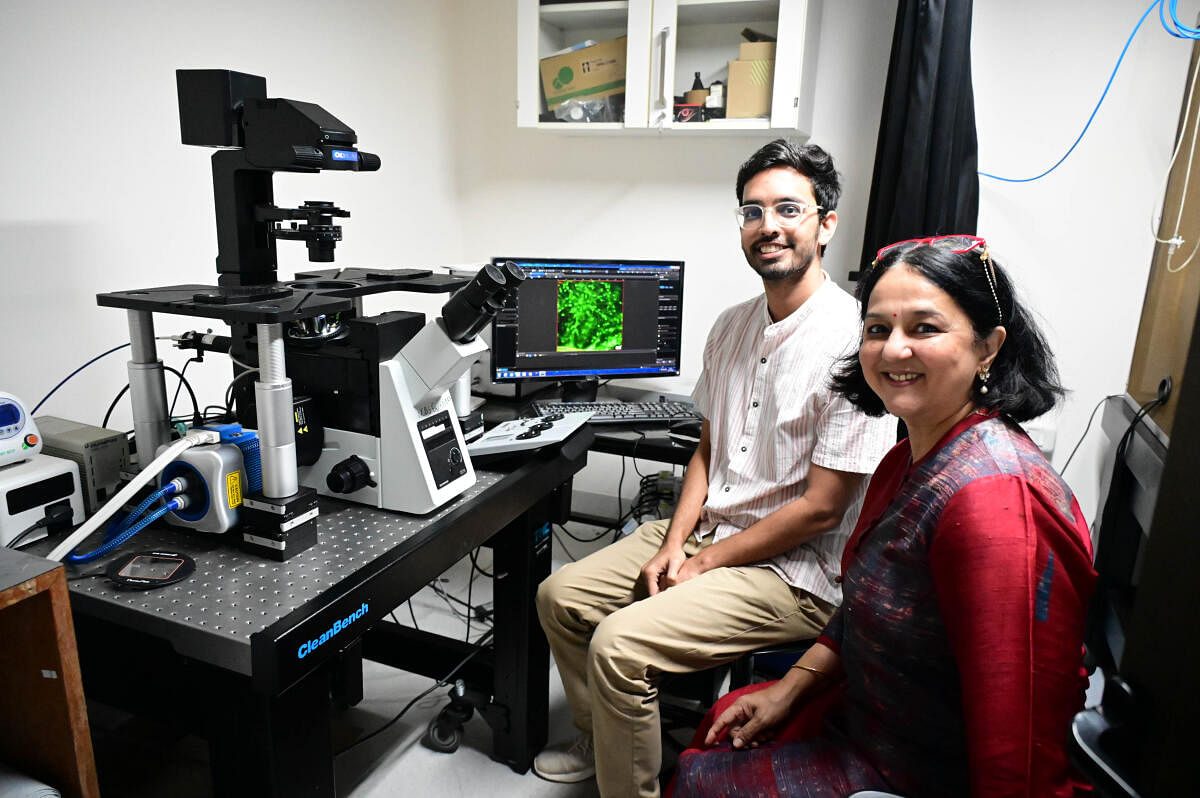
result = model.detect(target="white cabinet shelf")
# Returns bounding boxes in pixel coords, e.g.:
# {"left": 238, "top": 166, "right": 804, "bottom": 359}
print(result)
{"left": 525, "top": 117, "right": 774, "bottom": 135}
{"left": 517, "top": 0, "right": 821, "bottom": 135}
{"left": 540, "top": 1, "right": 632, "bottom": 30}
{"left": 675, "top": 0, "right": 779, "bottom": 27}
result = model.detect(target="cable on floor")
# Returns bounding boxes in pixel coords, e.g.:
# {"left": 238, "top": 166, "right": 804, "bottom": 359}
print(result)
{"left": 334, "top": 629, "right": 495, "bottom": 757}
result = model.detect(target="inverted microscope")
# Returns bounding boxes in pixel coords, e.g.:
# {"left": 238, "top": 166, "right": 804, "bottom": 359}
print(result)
{"left": 49, "top": 69, "right": 522, "bottom": 561}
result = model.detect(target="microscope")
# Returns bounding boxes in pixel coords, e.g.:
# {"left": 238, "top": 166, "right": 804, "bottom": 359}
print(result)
{"left": 296, "top": 260, "right": 524, "bottom": 512}
{"left": 83, "top": 69, "right": 521, "bottom": 560}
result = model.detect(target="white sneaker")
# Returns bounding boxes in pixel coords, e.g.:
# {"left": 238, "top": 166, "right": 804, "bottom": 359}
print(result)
{"left": 533, "top": 733, "right": 595, "bottom": 783}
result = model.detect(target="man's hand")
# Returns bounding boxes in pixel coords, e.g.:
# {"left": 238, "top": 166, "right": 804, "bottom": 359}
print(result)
{"left": 662, "top": 552, "right": 710, "bottom": 589}
{"left": 640, "top": 544, "right": 687, "bottom": 596}
{"left": 705, "top": 679, "right": 797, "bottom": 749}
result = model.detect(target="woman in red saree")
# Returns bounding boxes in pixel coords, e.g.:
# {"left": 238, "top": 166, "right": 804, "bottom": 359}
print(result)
{"left": 672, "top": 237, "right": 1095, "bottom": 797}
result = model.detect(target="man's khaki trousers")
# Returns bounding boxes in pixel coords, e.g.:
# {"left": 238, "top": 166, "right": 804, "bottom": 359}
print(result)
{"left": 536, "top": 519, "right": 835, "bottom": 798}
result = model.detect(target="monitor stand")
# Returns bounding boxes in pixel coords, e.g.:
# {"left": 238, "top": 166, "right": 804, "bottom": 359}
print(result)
{"left": 559, "top": 377, "right": 599, "bottom": 403}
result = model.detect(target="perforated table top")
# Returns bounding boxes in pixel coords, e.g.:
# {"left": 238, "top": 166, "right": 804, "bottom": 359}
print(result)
{"left": 29, "top": 471, "right": 507, "bottom": 680}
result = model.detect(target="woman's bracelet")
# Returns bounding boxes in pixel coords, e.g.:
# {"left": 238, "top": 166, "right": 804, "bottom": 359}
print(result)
{"left": 790, "top": 662, "right": 830, "bottom": 678}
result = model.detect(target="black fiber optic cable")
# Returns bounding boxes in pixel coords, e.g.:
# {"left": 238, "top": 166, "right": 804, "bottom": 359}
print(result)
{"left": 408, "top": 600, "right": 420, "bottom": 631}
{"left": 334, "top": 629, "right": 495, "bottom": 757}
{"left": 224, "top": 368, "right": 260, "bottom": 415}
{"left": 101, "top": 365, "right": 200, "bottom": 429}
{"left": 7, "top": 502, "right": 75, "bottom": 549}
{"left": 630, "top": 431, "right": 649, "bottom": 477}
{"left": 427, "top": 579, "right": 492, "bottom": 631}
{"left": 102, "top": 385, "right": 130, "bottom": 430}
{"left": 466, "top": 551, "right": 476, "bottom": 641}
{"left": 388, "top": 604, "right": 422, "bottom": 632}
{"left": 168, "top": 357, "right": 202, "bottom": 420}
{"left": 1059, "top": 394, "right": 1123, "bottom": 476}
{"left": 552, "top": 527, "right": 580, "bottom": 562}
{"left": 32, "top": 343, "right": 130, "bottom": 415}
{"left": 7, "top": 519, "right": 49, "bottom": 550}
{"left": 469, "top": 549, "right": 494, "bottom": 578}
{"left": 165, "top": 365, "right": 201, "bottom": 426}
{"left": 555, "top": 522, "right": 614, "bottom": 544}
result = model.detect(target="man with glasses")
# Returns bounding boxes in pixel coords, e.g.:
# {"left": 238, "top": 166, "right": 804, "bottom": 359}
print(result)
{"left": 534, "top": 139, "right": 896, "bottom": 798}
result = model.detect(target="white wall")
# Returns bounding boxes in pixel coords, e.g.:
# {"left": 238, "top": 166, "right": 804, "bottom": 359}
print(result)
{"left": 2, "top": 0, "right": 1192, "bottom": 524}
{"left": 451, "top": 0, "right": 895, "bottom": 387}
{"left": 448, "top": 0, "right": 897, "bottom": 499}
{"left": 973, "top": 0, "right": 1194, "bottom": 520}
{"left": 1, "top": 0, "right": 896, "bottom": 504}
{"left": 1, "top": 0, "right": 461, "bottom": 432}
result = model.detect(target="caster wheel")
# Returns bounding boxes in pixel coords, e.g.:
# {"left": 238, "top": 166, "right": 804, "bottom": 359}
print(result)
{"left": 423, "top": 716, "right": 462, "bottom": 753}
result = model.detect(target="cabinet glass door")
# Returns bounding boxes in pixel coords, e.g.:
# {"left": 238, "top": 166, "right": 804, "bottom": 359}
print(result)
{"left": 650, "top": 0, "right": 817, "bottom": 133}
{"left": 517, "top": 0, "right": 818, "bottom": 135}
{"left": 517, "top": 0, "right": 653, "bottom": 129}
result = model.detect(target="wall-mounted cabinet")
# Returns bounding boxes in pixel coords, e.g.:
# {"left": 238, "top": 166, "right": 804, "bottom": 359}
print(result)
{"left": 517, "top": 0, "right": 821, "bottom": 135}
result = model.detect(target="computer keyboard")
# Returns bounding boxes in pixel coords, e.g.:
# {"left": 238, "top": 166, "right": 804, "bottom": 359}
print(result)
{"left": 530, "top": 400, "right": 701, "bottom": 426}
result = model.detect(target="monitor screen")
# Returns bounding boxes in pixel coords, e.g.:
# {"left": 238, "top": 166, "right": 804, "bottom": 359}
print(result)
{"left": 490, "top": 257, "right": 685, "bottom": 382}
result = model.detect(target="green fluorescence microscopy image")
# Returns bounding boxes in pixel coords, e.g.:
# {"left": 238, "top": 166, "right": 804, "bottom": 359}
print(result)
{"left": 557, "top": 280, "right": 624, "bottom": 351}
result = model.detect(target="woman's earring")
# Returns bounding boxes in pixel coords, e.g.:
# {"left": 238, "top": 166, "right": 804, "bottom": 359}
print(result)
{"left": 977, "top": 365, "right": 991, "bottom": 395}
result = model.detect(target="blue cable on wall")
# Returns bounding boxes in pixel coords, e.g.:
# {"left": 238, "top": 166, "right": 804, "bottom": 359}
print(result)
{"left": 980, "top": 0, "right": 1200, "bottom": 183}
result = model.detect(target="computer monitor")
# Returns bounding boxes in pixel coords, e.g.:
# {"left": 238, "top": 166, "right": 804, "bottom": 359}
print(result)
{"left": 489, "top": 257, "right": 684, "bottom": 399}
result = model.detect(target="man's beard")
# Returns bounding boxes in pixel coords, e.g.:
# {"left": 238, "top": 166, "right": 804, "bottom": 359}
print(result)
{"left": 744, "top": 234, "right": 818, "bottom": 282}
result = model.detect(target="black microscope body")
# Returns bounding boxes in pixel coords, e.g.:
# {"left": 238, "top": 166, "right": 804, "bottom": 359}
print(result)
{"left": 97, "top": 69, "right": 520, "bottom": 553}
{"left": 101, "top": 69, "right": 482, "bottom": 445}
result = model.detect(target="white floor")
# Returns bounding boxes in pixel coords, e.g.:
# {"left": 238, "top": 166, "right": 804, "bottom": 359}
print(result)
{"left": 86, "top": 523, "right": 620, "bottom": 798}
{"left": 331, "top": 525, "right": 614, "bottom": 798}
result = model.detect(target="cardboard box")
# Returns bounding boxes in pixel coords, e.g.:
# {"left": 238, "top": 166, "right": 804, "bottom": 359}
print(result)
{"left": 738, "top": 41, "right": 777, "bottom": 61}
{"left": 540, "top": 36, "right": 627, "bottom": 109}
{"left": 726, "top": 59, "right": 774, "bottom": 118}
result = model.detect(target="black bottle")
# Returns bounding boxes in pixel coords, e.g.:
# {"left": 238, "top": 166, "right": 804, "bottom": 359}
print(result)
{"left": 691, "top": 71, "right": 704, "bottom": 91}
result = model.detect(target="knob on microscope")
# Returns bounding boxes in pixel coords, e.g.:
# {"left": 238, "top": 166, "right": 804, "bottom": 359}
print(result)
{"left": 326, "top": 455, "right": 377, "bottom": 494}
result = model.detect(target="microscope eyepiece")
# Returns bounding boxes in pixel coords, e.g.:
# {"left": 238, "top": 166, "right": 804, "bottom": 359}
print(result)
{"left": 474, "top": 263, "right": 508, "bottom": 295}
{"left": 498, "top": 260, "right": 527, "bottom": 286}
{"left": 441, "top": 263, "right": 525, "bottom": 343}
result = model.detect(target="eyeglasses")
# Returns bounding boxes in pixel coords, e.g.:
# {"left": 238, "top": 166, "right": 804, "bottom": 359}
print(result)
{"left": 735, "top": 201, "right": 822, "bottom": 230}
{"left": 872, "top": 235, "right": 987, "bottom": 264}
{"left": 871, "top": 235, "right": 1003, "bottom": 325}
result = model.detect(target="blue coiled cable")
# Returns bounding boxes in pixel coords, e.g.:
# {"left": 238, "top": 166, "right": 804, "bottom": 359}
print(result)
{"left": 100, "top": 481, "right": 177, "bottom": 543}
{"left": 1162, "top": 0, "right": 1200, "bottom": 38}
{"left": 65, "top": 481, "right": 184, "bottom": 564}
{"left": 981, "top": 0, "right": 1200, "bottom": 183}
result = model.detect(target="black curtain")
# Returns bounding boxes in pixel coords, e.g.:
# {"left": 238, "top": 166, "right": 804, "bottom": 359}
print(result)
{"left": 857, "top": 0, "right": 979, "bottom": 278}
